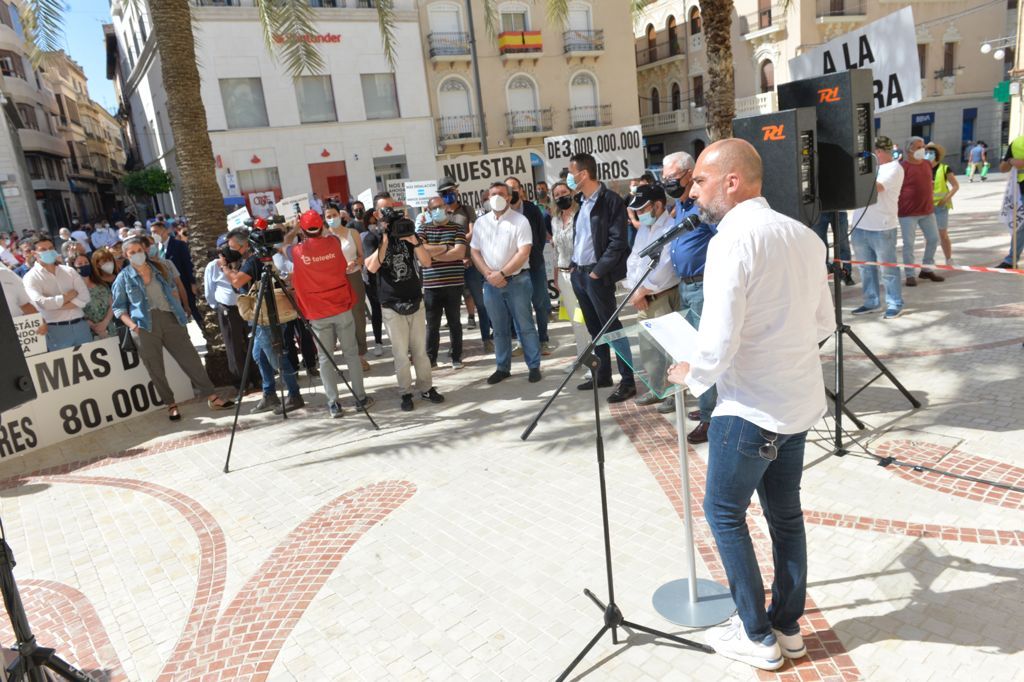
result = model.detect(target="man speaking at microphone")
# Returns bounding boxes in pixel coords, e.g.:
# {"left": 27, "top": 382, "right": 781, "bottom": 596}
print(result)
{"left": 667, "top": 139, "right": 834, "bottom": 671}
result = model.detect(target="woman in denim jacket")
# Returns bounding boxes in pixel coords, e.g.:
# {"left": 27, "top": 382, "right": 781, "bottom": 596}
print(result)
{"left": 112, "top": 237, "right": 233, "bottom": 421}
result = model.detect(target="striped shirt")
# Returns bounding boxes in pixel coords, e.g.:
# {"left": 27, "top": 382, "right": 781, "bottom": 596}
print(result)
{"left": 418, "top": 221, "right": 467, "bottom": 289}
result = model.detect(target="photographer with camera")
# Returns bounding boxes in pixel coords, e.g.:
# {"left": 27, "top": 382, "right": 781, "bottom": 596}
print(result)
{"left": 204, "top": 234, "right": 258, "bottom": 391}
{"left": 284, "top": 210, "right": 373, "bottom": 418}
{"left": 365, "top": 197, "right": 445, "bottom": 412}
{"left": 219, "top": 227, "right": 304, "bottom": 414}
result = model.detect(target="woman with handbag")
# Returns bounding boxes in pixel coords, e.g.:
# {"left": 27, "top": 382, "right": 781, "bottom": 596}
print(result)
{"left": 112, "top": 237, "right": 233, "bottom": 421}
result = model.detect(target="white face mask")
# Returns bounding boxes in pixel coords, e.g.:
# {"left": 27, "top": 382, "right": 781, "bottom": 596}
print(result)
{"left": 912, "top": 148, "right": 926, "bottom": 161}
{"left": 129, "top": 252, "right": 147, "bottom": 266}
{"left": 490, "top": 194, "right": 508, "bottom": 214}
{"left": 100, "top": 261, "right": 115, "bottom": 274}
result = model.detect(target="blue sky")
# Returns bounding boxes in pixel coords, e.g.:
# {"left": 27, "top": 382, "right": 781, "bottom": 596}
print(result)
{"left": 61, "top": 1, "right": 117, "bottom": 113}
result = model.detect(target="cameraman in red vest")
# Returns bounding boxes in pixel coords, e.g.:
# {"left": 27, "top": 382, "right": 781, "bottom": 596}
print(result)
{"left": 288, "top": 210, "right": 374, "bottom": 418}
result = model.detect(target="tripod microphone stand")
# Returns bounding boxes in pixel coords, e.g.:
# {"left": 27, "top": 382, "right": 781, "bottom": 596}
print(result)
{"left": 823, "top": 210, "right": 920, "bottom": 457}
{"left": 0, "top": 518, "right": 90, "bottom": 682}
{"left": 522, "top": 252, "right": 712, "bottom": 681}
{"left": 223, "top": 254, "right": 379, "bottom": 473}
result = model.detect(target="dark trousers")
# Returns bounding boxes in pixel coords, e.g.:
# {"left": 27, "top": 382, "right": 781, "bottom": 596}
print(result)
{"left": 365, "top": 276, "right": 384, "bottom": 345}
{"left": 215, "top": 303, "right": 254, "bottom": 385}
{"left": 570, "top": 269, "right": 634, "bottom": 386}
{"left": 424, "top": 285, "right": 464, "bottom": 363}
{"left": 284, "top": 319, "right": 317, "bottom": 371}
{"left": 186, "top": 288, "right": 202, "bottom": 326}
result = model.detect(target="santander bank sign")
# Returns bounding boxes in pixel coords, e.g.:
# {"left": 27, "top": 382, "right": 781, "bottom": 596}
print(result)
{"left": 272, "top": 33, "right": 341, "bottom": 44}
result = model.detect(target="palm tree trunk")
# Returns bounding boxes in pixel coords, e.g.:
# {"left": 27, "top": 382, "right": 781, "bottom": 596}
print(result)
{"left": 149, "top": 0, "right": 233, "bottom": 385}
{"left": 702, "top": 0, "right": 736, "bottom": 141}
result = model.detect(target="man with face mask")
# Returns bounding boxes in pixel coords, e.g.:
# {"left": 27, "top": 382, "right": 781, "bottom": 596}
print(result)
{"left": 22, "top": 235, "right": 92, "bottom": 351}
{"left": 470, "top": 183, "right": 542, "bottom": 385}
{"left": 666, "top": 139, "right": 834, "bottom": 672}
{"left": 506, "top": 176, "right": 555, "bottom": 356}
{"left": 347, "top": 201, "right": 368, "bottom": 233}
{"left": 287, "top": 210, "right": 373, "bottom": 418}
{"left": 418, "top": 195, "right": 468, "bottom": 369}
{"left": 438, "top": 176, "right": 491, "bottom": 350}
{"left": 661, "top": 151, "right": 720, "bottom": 441}
{"left": 897, "top": 136, "right": 944, "bottom": 286}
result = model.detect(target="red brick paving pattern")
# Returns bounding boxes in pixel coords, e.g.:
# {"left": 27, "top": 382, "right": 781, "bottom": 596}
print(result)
{"left": 962, "top": 302, "right": 1024, "bottom": 317}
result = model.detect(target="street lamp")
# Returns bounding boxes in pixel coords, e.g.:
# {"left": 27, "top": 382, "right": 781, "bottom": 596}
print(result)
{"left": 980, "top": 36, "right": 1014, "bottom": 60}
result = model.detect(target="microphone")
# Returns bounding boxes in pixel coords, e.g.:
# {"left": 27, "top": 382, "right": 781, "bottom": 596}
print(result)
{"left": 638, "top": 214, "right": 701, "bottom": 259}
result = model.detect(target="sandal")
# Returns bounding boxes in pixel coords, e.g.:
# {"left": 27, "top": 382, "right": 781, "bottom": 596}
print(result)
{"left": 361, "top": 356, "right": 371, "bottom": 372}
{"left": 207, "top": 396, "right": 235, "bottom": 410}
{"left": 168, "top": 405, "right": 182, "bottom": 421}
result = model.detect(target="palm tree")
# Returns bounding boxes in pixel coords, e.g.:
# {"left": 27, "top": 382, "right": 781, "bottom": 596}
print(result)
{"left": 700, "top": 0, "right": 736, "bottom": 141}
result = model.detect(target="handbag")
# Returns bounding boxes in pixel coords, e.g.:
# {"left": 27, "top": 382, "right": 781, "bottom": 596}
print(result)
{"left": 237, "top": 287, "right": 299, "bottom": 326}
{"left": 117, "top": 325, "right": 137, "bottom": 354}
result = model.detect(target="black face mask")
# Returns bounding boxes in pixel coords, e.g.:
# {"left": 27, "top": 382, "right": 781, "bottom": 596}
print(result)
{"left": 510, "top": 190, "right": 521, "bottom": 205}
{"left": 353, "top": 209, "right": 364, "bottom": 219}
{"left": 663, "top": 179, "right": 685, "bottom": 199}
{"left": 77, "top": 264, "right": 93, "bottom": 279}
{"left": 555, "top": 195, "right": 574, "bottom": 211}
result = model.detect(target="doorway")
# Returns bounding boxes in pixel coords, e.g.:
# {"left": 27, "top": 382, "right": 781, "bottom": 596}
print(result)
{"left": 308, "top": 160, "right": 349, "bottom": 205}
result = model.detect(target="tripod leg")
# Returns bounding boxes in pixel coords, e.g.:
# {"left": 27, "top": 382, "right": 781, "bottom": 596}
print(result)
{"left": 42, "top": 651, "right": 92, "bottom": 681}
{"left": 621, "top": 620, "right": 714, "bottom": 654}
{"left": 224, "top": 276, "right": 270, "bottom": 473}
{"left": 824, "top": 387, "right": 867, "bottom": 430}
{"left": 844, "top": 328, "right": 921, "bottom": 408}
{"left": 556, "top": 625, "right": 610, "bottom": 682}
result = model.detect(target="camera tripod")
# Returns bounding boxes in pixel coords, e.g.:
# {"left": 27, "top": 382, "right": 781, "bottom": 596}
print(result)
{"left": 0, "top": 517, "right": 91, "bottom": 681}
{"left": 223, "top": 253, "right": 379, "bottom": 473}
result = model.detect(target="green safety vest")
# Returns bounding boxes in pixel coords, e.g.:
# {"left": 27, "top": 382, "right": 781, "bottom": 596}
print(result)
{"left": 1010, "top": 136, "right": 1024, "bottom": 182}
{"left": 932, "top": 164, "right": 952, "bottom": 209}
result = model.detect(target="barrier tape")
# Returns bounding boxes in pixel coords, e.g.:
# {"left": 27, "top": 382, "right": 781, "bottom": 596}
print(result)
{"left": 834, "top": 258, "right": 1024, "bottom": 276}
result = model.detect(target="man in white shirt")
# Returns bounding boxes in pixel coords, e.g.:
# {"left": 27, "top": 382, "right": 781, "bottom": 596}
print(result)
{"left": 91, "top": 222, "right": 119, "bottom": 250}
{"left": 470, "top": 182, "right": 542, "bottom": 385}
{"left": 0, "top": 267, "right": 48, "bottom": 339}
{"left": 204, "top": 235, "right": 254, "bottom": 389}
{"left": 624, "top": 184, "right": 681, "bottom": 406}
{"left": 850, "top": 135, "right": 905, "bottom": 319}
{"left": 667, "top": 139, "right": 834, "bottom": 671}
{"left": 22, "top": 236, "right": 93, "bottom": 351}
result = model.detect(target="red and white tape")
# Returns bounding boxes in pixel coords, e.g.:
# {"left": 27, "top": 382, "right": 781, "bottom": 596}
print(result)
{"left": 835, "top": 259, "right": 1024, "bottom": 276}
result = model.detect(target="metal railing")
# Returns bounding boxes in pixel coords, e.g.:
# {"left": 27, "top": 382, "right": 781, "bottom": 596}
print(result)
{"left": 815, "top": 0, "right": 866, "bottom": 18}
{"left": 635, "top": 37, "right": 684, "bottom": 67}
{"left": 437, "top": 115, "right": 481, "bottom": 142}
{"left": 740, "top": 4, "right": 783, "bottom": 34}
{"left": 641, "top": 109, "right": 690, "bottom": 134}
{"left": 428, "top": 32, "right": 470, "bottom": 57}
{"left": 505, "top": 108, "right": 553, "bottom": 135}
{"left": 563, "top": 29, "right": 604, "bottom": 54}
{"left": 568, "top": 104, "right": 611, "bottom": 131}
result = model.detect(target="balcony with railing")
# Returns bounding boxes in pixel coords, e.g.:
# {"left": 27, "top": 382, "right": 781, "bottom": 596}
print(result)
{"left": 506, "top": 108, "right": 553, "bottom": 137}
{"left": 428, "top": 32, "right": 471, "bottom": 60}
{"left": 816, "top": 0, "right": 867, "bottom": 21}
{"left": 636, "top": 37, "right": 685, "bottom": 68}
{"left": 192, "top": 0, "right": 377, "bottom": 7}
{"left": 563, "top": 29, "right": 604, "bottom": 56}
{"left": 499, "top": 31, "right": 543, "bottom": 59}
{"left": 437, "top": 115, "right": 482, "bottom": 145}
{"left": 568, "top": 104, "right": 611, "bottom": 131}
{"left": 640, "top": 109, "right": 692, "bottom": 135}
{"left": 741, "top": 4, "right": 786, "bottom": 41}
{"left": 734, "top": 91, "right": 779, "bottom": 117}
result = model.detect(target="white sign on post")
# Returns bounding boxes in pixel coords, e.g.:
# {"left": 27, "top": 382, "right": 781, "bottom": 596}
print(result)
{"left": 385, "top": 178, "right": 409, "bottom": 206}
{"left": 248, "top": 191, "right": 277, "bottom": 219}
{"left": 226, "top": 206, "right": 251, "bottom": 230}
{"left": 543, "top": 125, "right": 645, "bottom": 187}
{"left": 436, "top": 151, "right": 534, "bottom": 211}
{"left": 404, "top": 180, "right": 438, "bottom": 208}
{"left": 357, "top": 187, "right": 374, "bottom": 208}
{"left": 788, "top": 7, "right": 921, "bottom": 113}
{"left": 0, "top": 336, "right": 192, "bottom": 460}
{"left": 13, "top": 313, "right": 46, "bottom": 357}
{"left": 277, "top": 193, "right": 311, "bottom": 222}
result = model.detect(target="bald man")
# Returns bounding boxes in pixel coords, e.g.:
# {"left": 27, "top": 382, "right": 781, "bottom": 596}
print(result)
{"left": 667, "top": 139, "right": 834, "bottom": 671}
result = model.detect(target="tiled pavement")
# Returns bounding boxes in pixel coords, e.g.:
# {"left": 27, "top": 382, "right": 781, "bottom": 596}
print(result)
{"left": 0, "top": 177, "right": 1021, "bottom": 681}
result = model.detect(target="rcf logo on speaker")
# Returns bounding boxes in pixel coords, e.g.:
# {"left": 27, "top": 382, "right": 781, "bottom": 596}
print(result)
{"left": 818, "top": 87, "right": 841, "bottom": 103}
{"left": 761, "top": 125, "right": 786, "bottom": 141}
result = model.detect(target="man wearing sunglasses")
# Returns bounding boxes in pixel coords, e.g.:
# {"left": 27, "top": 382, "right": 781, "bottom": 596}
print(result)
{"left": 667, "top": 139, "right": 834, "bottom": 672}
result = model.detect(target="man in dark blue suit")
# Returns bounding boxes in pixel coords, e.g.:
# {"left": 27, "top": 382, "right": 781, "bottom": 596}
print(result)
{"left": 151, "top": 221, "right": 201, "bottom": 322}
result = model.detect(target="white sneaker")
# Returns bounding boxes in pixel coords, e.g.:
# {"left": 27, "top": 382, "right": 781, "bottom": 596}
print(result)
{"left": 772, "top": 628, "right": 807, "bottom": 659}
{"left": 706, "top": 616, "right": 783, "bottom": 671}
{"left": 945, "top": 258, "right": 956, "bottom": 267}
{"left": 373, "top": 343, "right": 385, "bottom": 357}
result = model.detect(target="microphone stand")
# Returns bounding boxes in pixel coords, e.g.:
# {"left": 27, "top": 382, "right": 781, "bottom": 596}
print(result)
{"left": 522, "top": 246, "right": 712, "bottom": 681}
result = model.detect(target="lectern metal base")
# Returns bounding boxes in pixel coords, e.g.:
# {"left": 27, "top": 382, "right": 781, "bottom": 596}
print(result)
{"left": 653, "top": 578, "right": 735, "bottom": 628}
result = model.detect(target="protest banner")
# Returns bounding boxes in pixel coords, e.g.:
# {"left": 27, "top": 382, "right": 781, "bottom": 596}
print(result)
{"left": 226, "top": 206, "right": 251, "bottom": 230}
{"left": 13, "top": 313, "right": 46, "bottom": 357}
{"left": 386, "top": 178, "right": 410, "bottom": 206}
{"left": 277, "top": 193, "right": 311, "bottom": 221}
{"left": 543, "top": 125, "right": 645, "bottom": 187}
{"left": 437, "top": 151, "right": 534, "bottom": 211}
{"left": 247, "top": 191, "right": 277, "bottom": 219}
{"left": 404, "top": 180, "right": 438, "bottom": 208}
{"left": 788, "top": 7, "right": 921, "bottom": 113}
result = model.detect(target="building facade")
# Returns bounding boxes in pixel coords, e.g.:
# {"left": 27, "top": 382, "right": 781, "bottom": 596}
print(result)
{"left": 419, "top": 0, "right": 640, "bottom": 184}
{"left": 110, "top": 0, "right": 437, "bottom": 218}
{"left": 636, "top": 0, "right": 1013, "bottom": 172}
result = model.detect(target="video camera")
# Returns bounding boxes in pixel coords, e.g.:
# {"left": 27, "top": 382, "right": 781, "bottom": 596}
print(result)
{"left": 244, "top": 215, "right": 286, "bottom": 256}
{"left": 379, "top": 206, "right": 416, "bottom": 239}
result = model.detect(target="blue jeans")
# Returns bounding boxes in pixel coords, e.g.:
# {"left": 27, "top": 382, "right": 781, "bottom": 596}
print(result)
{"left": 483, "top": 273, "right": 541, "bottom": 372}
{"left": 933, "top": 205, "right": 949, "bottom": 230}
{"left": 1003, "top": 217, "right": 1024, "bottom": 266}
{"left": 46, "top": 318, "right": 94, "bottom": 352}
{"left": 704, "top": 415, "right": 808, "bottom": 643}
{"left": 811, "top": 211, "right": 851, "bottom": 276}
{"left": 253, "top": 324, "right": 300, "bottom": 396}
{"left": 464, "top": 265, "right": 492, "bottom": 342}
{"left": 851, "top": 228, "right": 902, "bottom": 310}
{"left": 898, "top": 214, "right": 940, "bottom": 278}
{"left": 678, "top": 281, "right": 717, "bottom": 422}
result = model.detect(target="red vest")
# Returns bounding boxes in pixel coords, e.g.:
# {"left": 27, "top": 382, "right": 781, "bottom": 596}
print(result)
{"left": 290, "top": 236, "right": 354, "bottom": 320}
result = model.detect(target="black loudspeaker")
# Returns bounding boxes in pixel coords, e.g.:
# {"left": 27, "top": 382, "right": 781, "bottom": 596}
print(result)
{"left": 0, "top": 292, "right": 37, "bottom": 413}
{"left": 733, "top": 107, "right": 819, "bottom": 226}
{"left": 778, "top": 68, "right": 876, "bottom": 211}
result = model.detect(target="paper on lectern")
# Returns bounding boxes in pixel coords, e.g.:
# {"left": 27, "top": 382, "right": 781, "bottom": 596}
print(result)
{"left": 639, "top": 312, "right": 699, "bottom": 364}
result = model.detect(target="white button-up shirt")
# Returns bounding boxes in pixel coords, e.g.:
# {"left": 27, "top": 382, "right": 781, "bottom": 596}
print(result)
{"left": 470, "top": 209, "right": 532, "bottom": 275}
{"left": 203, "top": 260, "right": 239, "bottom": 307}
{"left": 625, "top": 211, "right": 681, "bottom": 293}
{"left": 1, "top": 267, "right": 32, "bottom": 316}
{"left": 683, "top": 197, "right": 835, "bottom": 434}
{"left": 22, "top": 262, "right": 90, "bottom": 323}
{"left": 91, "top": 226, "right": 119, "bottom": 250}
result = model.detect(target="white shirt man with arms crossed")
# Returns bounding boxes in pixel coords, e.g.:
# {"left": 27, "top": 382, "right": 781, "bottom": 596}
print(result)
{"left": 667, "top": 139, "right": 834, "bottom": 671}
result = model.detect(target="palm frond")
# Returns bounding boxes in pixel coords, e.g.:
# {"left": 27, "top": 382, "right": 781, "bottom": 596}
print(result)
{"left": 255, "top": 0, "right": 325, "bottom": 77}
{"left": 374, "top": 0, "right": 397, "bottom": 72}
{"left": 482, "top": 0, "right": 499, "bottom": 40}
{"left": 19, "top": 0, "right": 66, "bottom": 66}
{"left": 545, "top": 0, "right": 569, "bottom": 28}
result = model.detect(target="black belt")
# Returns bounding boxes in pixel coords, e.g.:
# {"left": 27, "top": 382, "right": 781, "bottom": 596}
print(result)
{"left": 573, "top": 263, "right": 597, "bottom": 273}
{"left": 50, "top": 318, "right": 86, "bottom": 327}
{"left": 645, "top": 289, "right": 673, "bottom": 303}
{"left": 679, "top": 274, "right": 704, "bottom": 285}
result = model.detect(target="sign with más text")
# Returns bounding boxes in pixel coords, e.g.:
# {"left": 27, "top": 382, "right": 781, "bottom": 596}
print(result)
{"left": 543, "top": 125, "right": 645, "bottom": 187}
{"left": 0, "top": 336, "right": 192, "bottom": 460}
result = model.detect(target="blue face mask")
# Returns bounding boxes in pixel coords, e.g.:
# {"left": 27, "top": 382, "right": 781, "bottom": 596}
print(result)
{"left": 148, "top": 244, "right": 160, "bottom": 258}
{"left": 38, "top": 249, "right": 59, "bottom": 265}
{"left": 441, "top": 191, "right": 458, "bottom": 205}
{"left": 430, "top": 207, "right": 447, "bottom": 223}
{"left": 566, "top": 173, "right": 578, "bottom": 191}
{"left": 638, "top": 210, "right": 657, "bottom": 227}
